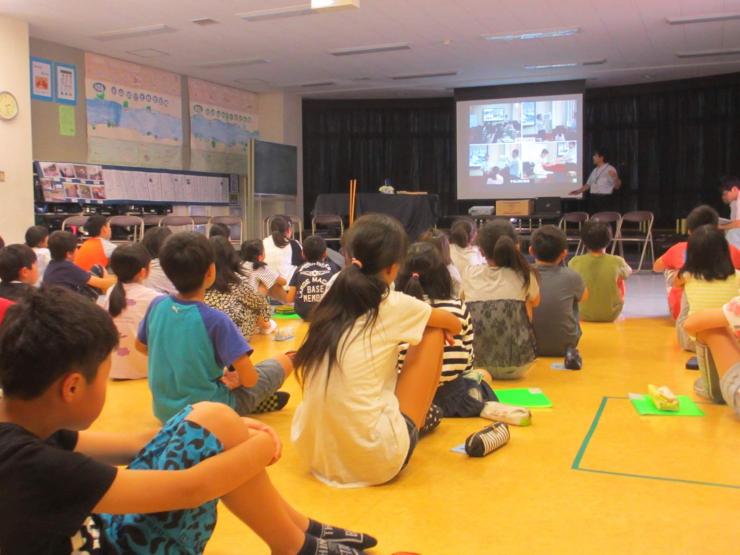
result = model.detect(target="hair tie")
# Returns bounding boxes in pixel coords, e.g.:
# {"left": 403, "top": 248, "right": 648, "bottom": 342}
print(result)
{"left": 351, "top": 258, "right": 363, "bottom": 269}
{"left": 411, "top": 272, "right": 420, "bottom": 279}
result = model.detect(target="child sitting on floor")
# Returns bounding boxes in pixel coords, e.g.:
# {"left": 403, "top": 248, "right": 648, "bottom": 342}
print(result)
{"left": 684, "top": 298, "right": 740, "bottom": 416}
{"left": 461, "top": 219, "right": 540, "bottom": 380}
{"left": 25, "top": 225, "right": 50, "bottom": 286}
{"left": 141, "top": 226, "right": 177, "bottom": 295}
{"left": 263, "top": 215, "right": 303, "bottom": 282}
{"left": 291, "top": 214, "right": 461, "bottom": 487}
{"left": 568, "top": 221, "right": 631, "bottom": 322}
{"left": 240, "top": 239, "right": 288, "bottom": 302}
{"left": 73, "top": 215, "right": 116, "bottom": 271}
{"left": 287, "top": 235, "right": 340, "bottom": 321}
{"left": 530, "top": 225, "right": 588, "bottom": 358}
{"left": 137, "top": 232, "right": 293, "bottom": 422}
{"left": 420, "top": 228, "right": 462, "bottom": 297}
{"left": 0, "top": 244, "right": 37, "bottom": 301}
{"left": 675, "top": 225, "right": 740, "bottom": 399}
{"left": 449, "top": 218, "right": 484, "bottom": 278}
{"left": 44, "top": 231, "right": 116, "bottom": 298}
{"left": 204, "top": 236, "right": 276, "bottom": 336}
{"left": 101, "top": 243, "right": 160, "bottom": 380}
{"left": 0, "top": 286, "right": 375, "bottom": 555}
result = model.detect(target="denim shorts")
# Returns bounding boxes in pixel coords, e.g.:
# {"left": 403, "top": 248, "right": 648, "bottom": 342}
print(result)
{"left": 231, "top": 358, "right": 286, "bottom": 415}
{"left": 100, "top": 406, "right": 223, "bottom": 554}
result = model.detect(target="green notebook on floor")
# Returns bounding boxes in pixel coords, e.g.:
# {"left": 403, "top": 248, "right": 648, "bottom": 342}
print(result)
{"left": 628, "top": 393, "right": 704, "bottom": 416}
{"left": 494, "top": 387, "right": 553, "bottom": 408}
{"left": 273, "top": 312, "right": 302, "bottom": 320}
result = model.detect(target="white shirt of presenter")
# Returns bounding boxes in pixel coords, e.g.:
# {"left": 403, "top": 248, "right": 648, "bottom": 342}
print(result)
{"left": 586, "top": 162, "right": 619, "bottom": 194}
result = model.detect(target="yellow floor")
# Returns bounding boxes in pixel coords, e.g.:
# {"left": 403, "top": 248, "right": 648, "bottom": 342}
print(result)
{"left": 92, "top": 312, "right": 740, "bottom": 554}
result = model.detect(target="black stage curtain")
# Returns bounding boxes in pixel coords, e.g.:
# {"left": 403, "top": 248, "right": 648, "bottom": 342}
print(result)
{"left": 302, "top": 98, "right": 456, "bottom": 224}
{"left": 303, "top": 72, "right": 740, "bottom": 228}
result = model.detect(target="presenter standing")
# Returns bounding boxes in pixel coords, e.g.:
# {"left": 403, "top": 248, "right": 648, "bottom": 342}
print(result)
{"left": 569, "top": 148, "right": 621, "bottom": 213}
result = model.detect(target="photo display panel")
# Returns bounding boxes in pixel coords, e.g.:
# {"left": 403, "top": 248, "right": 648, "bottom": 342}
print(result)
{"left": 456, "top": 93, "right": 583, "bottom": 200}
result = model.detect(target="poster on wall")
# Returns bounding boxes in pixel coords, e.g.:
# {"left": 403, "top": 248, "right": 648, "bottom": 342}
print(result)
{"left": 37, "top": 161, "right": 106, "bottom": 203}
{"left": 54, "top": 63, "right": 77, "bottom": 105}
{"left": 85, "top": 53, "right": 183, "bottom": 169}
{"left": 30, "top": 57, "right": 53, "bottom": 101}
{"left": 188, "top": 78, "right": 258, "bottom": 174}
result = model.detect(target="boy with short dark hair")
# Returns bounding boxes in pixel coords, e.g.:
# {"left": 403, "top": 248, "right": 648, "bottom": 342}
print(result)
{"left": 138, "top": 232, "right": 294, "bottom": 421}
{"left": 0, "top": 286, "right": 374, "bottom": 554}
{"left": 0, "top": 244, "right": 38, "bottom": 301}
{"left": 287, "top": 235, "right": 340, "bottom": 321}
{"left": 568, "top": 221, "right": 632, "bottom": 322}
{"left": 74, "top": 215, "right": 116, "bottom": 271}
{"left": 530, "top": 225, "right": 588, "bottom": 358}
{"left": 25, "top": 225, "right": 51, "bottom": 286}
{"left": 44, "top": 231, "right": 115, "bottom": 297}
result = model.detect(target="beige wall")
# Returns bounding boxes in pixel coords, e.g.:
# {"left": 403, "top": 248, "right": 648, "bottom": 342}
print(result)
{"left": 0, "top": 17, "right": 34, "bottom": 243}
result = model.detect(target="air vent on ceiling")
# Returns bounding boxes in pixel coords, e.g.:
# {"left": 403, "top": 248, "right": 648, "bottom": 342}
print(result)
{"left": 192, "top": 18, "right": 219, "bottom": 26}
{"left": 237, "top": 5, "right": 315, "bottom": 22}
{"left": 300, "top": 81, "right": 336, "bottom": 87}
{"left": 676, "top": 47, "right": 740, "bottom": 58}
{"left": 127, "top": 48, "right": 170, "bottom": 58}
{"left": 196, "top": 58, "right": 270, "bottom": 69}
{"left": 667, "top": 12, "right": 740, "bottom": 25}
{"left": 582, "top": 59, "right": 607, "bottom": 66}
{"left": 93, "top": 24, "right": 174, "bottom": 41}
{"left": 392, "top": 71, "right": 458, "bottom": 80}
{"left": 330, "top": 43, "right": 410, "bottom": 56}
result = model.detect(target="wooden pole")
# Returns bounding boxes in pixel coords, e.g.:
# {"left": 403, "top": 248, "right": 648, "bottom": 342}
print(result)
{"left": 349, "top": 178, "right": 357, "bottom": 227}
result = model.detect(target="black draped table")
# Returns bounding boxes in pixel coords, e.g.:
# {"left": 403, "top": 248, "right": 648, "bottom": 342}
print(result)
{"left": 313, "top": 193, "right": 439, "bottom": 240}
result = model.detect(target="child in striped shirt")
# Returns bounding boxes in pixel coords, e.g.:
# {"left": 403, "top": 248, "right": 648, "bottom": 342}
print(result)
{"left": 397, "top": 242, "right": 495, "bottom": 417}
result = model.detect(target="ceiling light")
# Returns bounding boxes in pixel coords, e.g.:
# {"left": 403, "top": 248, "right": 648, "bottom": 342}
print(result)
{"left": 196, "top": 58, "right": 270, "bottom": 69}
{"left": 311, "top": 0, "right": 360, "bottom": 10}
{"left": 483, "top": 27, "right": 579, "bottom": 41}
{"left": 524, "top": 62, "right": 578, "bottom": 70}
{"left": 667, "top": 12, "right": 740, "bottom": 25}
{"left": 676, "top": 48, "right": 740, "bottom": 58}
{"left": 330, "top": 42, "right": 410, "bottom": 56}
{"left": 93, "top": 24, "right": 174, "bottom": 41}
{"left": 192, "top": 18, "right": 219, "bottom": 26}
{"left": 392, "top": 71, "right": 458, "bottom": 80}
{"left": 126, "top": 49, "right": 170, "bottom": 58}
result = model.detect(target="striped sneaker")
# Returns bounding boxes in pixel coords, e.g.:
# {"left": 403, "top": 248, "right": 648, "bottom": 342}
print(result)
{"left": 252, "top": 391, "right": 290, "bottom": 413}
{"left": 464, "top": 422, "right": 510, "bottom": 457}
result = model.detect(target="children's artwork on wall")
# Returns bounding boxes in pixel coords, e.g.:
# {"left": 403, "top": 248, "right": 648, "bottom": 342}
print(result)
{"left": 54, "top": 63, "right": 77, "bottom": 105}
{"left": 85, "top": 53, "right": 183, "bottom": 169}
{"left": 30, "top": 57, "right": 53, "bottom": 101}
{"left": 188, "top": 78, "right": 259, "bottom": 175}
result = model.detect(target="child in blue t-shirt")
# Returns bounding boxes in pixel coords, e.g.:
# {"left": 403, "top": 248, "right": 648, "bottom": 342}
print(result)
{"left": 136, "top": 232, "right": 293, "bottom": 422}
{"left": 287, "top": 235, "right": 340, "bottom": 321}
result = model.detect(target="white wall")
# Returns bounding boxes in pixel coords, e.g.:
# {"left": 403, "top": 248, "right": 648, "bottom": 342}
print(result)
{"left": 0, "top": 16, "right": 34, "bottom": 243}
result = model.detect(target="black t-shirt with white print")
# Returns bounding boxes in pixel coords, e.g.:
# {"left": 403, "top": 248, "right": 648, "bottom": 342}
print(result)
{"left": 289, "top": 260, "right": 340, "bottom": 320}
{"left": 0, "top": 423, "right": 117, "bottom": 554}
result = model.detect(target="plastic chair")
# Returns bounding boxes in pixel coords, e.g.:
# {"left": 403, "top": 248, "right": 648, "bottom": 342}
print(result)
{"left": 159, "top": 215, "right": 195, "bottom": 232}
{"left": 558, "top": 212, "right": 589, "bottom": 255}
{"left": 614, "top": 211, "right": 655, "bottom": 271}
{"left": 312, "top": 214, "right": 344, "bottom": 246}
{"left": 108, "top": 215, "right": 145, "bottom": 243}
{"left": 210, "top": 216, "right": 244, "bottom": 244}
{"left": 590, "top": 211, "right": 622, "bottom": 253}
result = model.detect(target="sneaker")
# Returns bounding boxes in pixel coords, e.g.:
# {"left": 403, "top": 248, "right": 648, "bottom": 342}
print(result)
{"left": 480, "top": 401, "right": 531, "bottom": 426}
{"left": 693, "top": 376, "right": 709, "bottom": 399}
{"left": 464, "top": 422, "right": 510, "bottom": 457}
{"left": 564, "top": 346, "right": 582, "bottom": 370}
{"left": 259, "top": 319, "right": 278, "bottom": 335}
{"left": 252, "top": 391, "right": 290, "bottom": 413}
{"left": 685, "top": 357, "right": 699, "bottom": 370}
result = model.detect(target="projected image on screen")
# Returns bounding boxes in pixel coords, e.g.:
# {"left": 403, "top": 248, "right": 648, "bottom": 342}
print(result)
{"left": 457, "top": 93, "right": 583, "bottom": 200}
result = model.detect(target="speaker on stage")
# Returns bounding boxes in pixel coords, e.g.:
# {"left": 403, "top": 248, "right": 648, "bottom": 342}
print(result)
{"left": 534, "top": 197, "right": 562, "bottom": 216}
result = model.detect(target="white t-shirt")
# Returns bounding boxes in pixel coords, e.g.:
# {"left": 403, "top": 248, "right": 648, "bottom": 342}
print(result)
{"left": 143, "top": 258, "right": 177, "bottom": 295}
{"left": 586, "top": 163, "right": 618, "bottom": 195}
{"left": 101, "top": 238, "right": 116, "bottom": 259}
{"left": 100, "top": 283, "right": 161, "bottom": 379}
{"left": 450, "top": 244, "right": 485, "bottom": 279}
{"left": 291, "top": 291, "right": 432, "bottom": 487}
{"left": 447, "top": 264, "right": 462, "bottom": 298}
{"left": 462, "top": 264, "right": 539, "bottom": 302}
{"left": 263, "top": 236, "right": 296, "bottom": 282}
{"left": 32, "top": 247, "right": 51, "bottom": 287}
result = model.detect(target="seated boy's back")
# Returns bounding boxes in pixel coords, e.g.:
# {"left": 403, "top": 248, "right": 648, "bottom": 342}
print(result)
{"left": 288, "top": 235, "right": 339, "bottom": 320}
{"left": 568, "top": 221, "right": 631, "bottom": 322}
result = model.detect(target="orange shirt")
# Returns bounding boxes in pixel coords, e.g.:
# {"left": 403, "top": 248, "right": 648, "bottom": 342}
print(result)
{"left": 74, "top": 237, "right": 108, "bottom": 271}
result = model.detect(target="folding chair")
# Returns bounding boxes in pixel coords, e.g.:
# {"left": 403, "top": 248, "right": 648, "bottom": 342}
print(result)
{"left": 210, "top": 216, "right": 244, "bottom": 244}
{"left": 614, "top": 211, "right": 655, "bottom": 271}
{"left": 159, "top": 215, "right": 195, "bottom": 232}
{"left": 108, "top": 215, "right": 145, "bottom": 243}
{"left": 61, "top": 215, "right": 89, "bottom": 234}
{"left": 142, "top": 214, "right": 163, "bottom": 227}
{"left": 558, "top": 212, "right": 589, "bottom": 255}
{"left": 312, "top": 214, "right": 344, "bottom": 246}
{"left": 191, "top": 216, "right": 211, "bottom": 235}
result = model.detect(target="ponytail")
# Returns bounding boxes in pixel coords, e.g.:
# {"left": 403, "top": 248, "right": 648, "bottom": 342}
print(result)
{"left": 108, "top": 243, "right": 151, "bottom": 318}
{"left": 240, "top": 239, "right": 267, "bottom": 269}
{"left": 450, "top": 218, "right": 476, "bottom": 248}
{"left": 269, "top": 215, "right": 291, "bottom": 248}
{"left": 492, "top": 235, "right": 531, "bottom": 289}
{"left": 396, "top": 241, "right": 451, "bottom": 301}
{"left": 295, "top": 214, "right": 408, "bottom": 386}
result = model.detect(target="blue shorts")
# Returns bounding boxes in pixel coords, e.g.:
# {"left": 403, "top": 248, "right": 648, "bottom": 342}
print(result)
{"left": 231, "top": 358, "right": 286, "bottom": 415}
{"left": 100, "top": 406, "right": 223, "bottom": 554}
